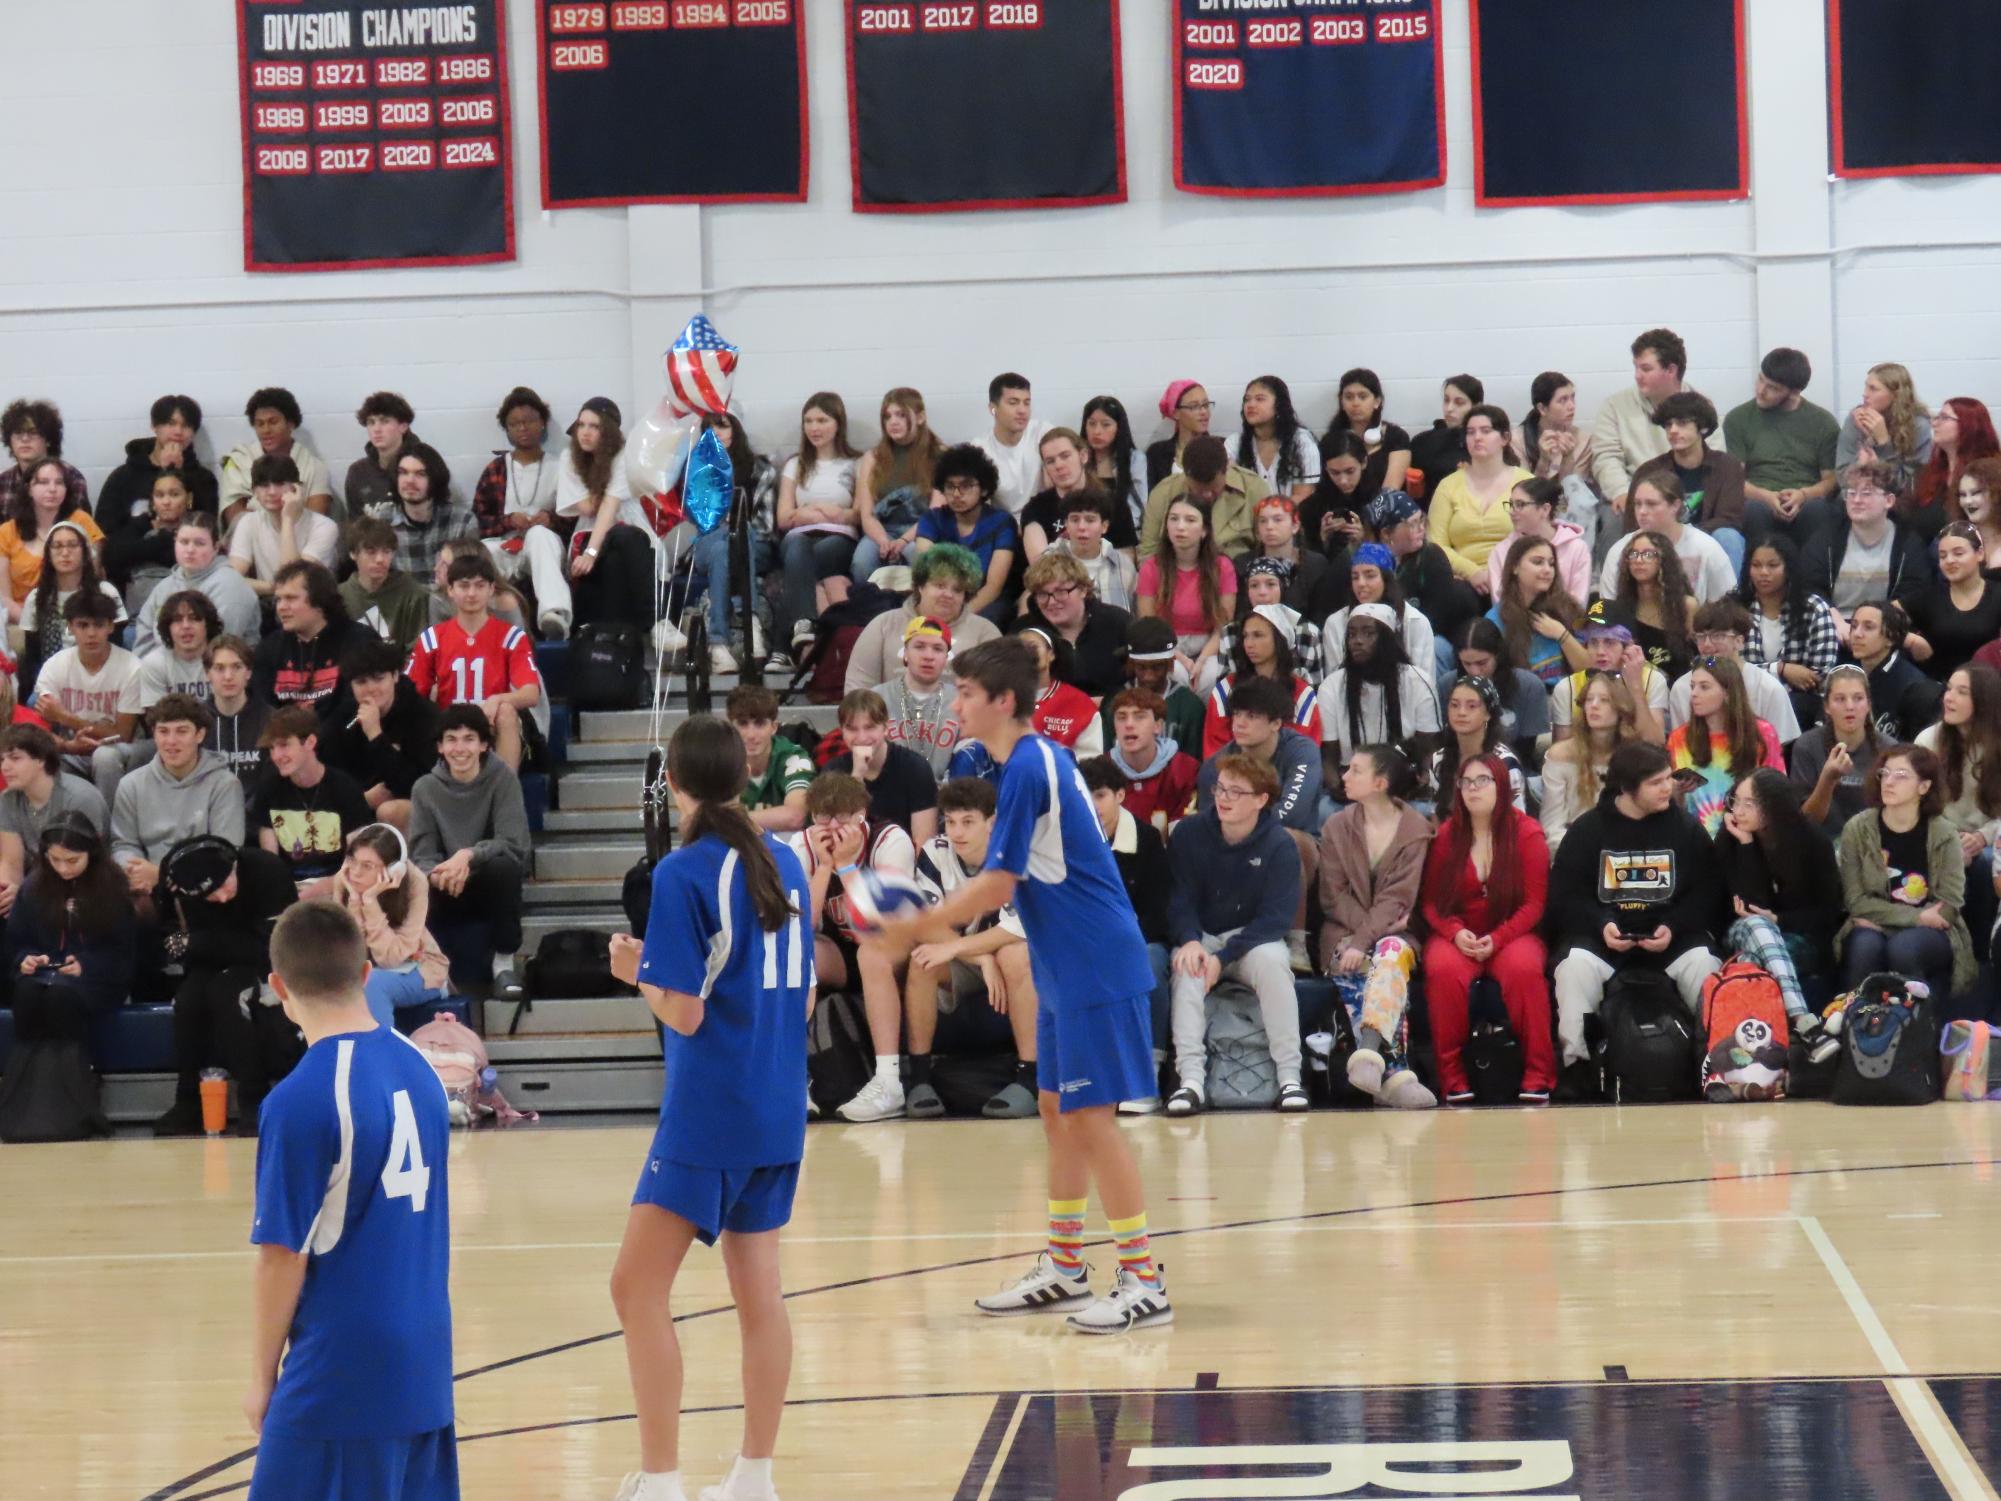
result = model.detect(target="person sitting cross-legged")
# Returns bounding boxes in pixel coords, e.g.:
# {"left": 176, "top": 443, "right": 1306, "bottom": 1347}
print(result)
{"left": 404, "top": 548, "right": 544, "bottom": 773}
{"left": 901, "top": 777, "right": 1040, "bottom": 1121}
{"left": 1163, "top": 752, "right": 1307, "bottom": 1115}
{"left": 790, "top": 770, "right": 919, "bottom": 1123}
{"left": 1547, "top": 740, "right": 1725, "bottom": 1100}
{"left": 254, "top": 705, "right": 375, "bottom": 898}
{"left": 409, "top": 704, "right": 533, "bottom": 997}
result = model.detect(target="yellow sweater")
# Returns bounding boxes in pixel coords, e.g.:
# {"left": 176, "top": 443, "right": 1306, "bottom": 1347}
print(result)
{"left": 1427, "top": 466, "right": 1531, "bottom": 581}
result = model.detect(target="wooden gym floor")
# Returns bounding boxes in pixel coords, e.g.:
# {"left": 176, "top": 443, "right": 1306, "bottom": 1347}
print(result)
{"left": 8, "top": 1103, "right": 2001, "bottom": 1500}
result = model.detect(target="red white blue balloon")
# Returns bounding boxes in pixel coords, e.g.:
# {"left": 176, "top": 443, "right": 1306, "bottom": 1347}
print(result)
{"left": 662, "top": 314, "right": 739, "bottom": 418}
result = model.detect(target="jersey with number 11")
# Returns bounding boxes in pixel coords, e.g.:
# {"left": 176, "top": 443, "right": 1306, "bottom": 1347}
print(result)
{"left": 251, "top": 1026, "right": 453, "bottom": 1439}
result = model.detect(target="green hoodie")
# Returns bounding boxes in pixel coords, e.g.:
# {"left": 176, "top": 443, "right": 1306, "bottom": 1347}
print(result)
{"left": 341, "top": 568, "right": 434, "bottom": 658}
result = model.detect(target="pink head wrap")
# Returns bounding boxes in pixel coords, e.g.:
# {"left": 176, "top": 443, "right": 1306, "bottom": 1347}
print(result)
{"left": 1159, "top": 379, "right": 1201, "bottom": 420}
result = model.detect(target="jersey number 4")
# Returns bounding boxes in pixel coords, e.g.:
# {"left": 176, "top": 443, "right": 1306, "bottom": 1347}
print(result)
{"left": 382, "top": 1089, "right": 431, "bottom": 1212}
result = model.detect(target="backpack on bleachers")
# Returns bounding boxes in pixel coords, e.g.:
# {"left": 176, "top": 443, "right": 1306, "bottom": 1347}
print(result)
{"left": 569, "top": 623, "right": 646, "bottom": 711}
{"left": 1204, "top": 981, "right": 1280, "bottom": 1109}
{"left": 524, "top": 929, "right": 624, "bottom": 1000}
{"left": 1461, "top": 975, "right": 1524, "bottom": 1104}
{"left": 1698, "top": 961, "right": 1791, "bottom": 1101}
{"left": 1831, "top": 972, "right": 1939, "bottom": 1106}
{"left": 1597, "top": 967, "right": 1700, "bottom": 1103}
{"left": 807, "top": 991, "right": 872, "bottom": 1114}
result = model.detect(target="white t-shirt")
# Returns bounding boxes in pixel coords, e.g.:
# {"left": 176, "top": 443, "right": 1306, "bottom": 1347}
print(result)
{"left": 1316, "top": 664, "right": 1441, "bottom": 751}
{"left": 501, "top": 452, "right": 563, "bottom": 517}
{"left": 20, "top": 579, "right": 127, "bottom": 653}
{"left": 555, "top": 453, "right": 640, "bottom": 532}
{"left": 976, "top": 421, "right": 1050, "bottom": 517}
{"left": 1599, "top": 525, "right": 1737, "bottom": 604}
{"left": 229, "top": 505, "right": 340, "bottom": 580}
{"left": 1755, "top": 611, "right": 1784, "bottom": 663}
{"left": 35, "top": 645, "right": 143, "bottom": 721}
{"left": 780, "top": 455, "right": 858, "bottom": 538}
{"left": 1321, "top": 604, "right": 1435, "bottom": 675}
{"left": 1665, "top": 659, "right": 1802, "bottom": 743}
{"left": 1220, "top": 429, "right": 1321, "bottom": 494}
{"left": 138, "top": 648, "right": 213, "bottom": 709}
{"left": 220, "top": 440, "right": 334, "bottom": 515}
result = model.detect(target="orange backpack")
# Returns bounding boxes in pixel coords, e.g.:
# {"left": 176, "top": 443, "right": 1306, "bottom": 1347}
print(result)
{"left": 1699, "top": 961, "right": 1791, "bottom": 1101}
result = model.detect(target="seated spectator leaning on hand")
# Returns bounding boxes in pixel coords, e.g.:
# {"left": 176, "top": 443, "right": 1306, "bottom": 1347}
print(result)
{"left": 229, "top": 456, "right": 340, "bottom": 596}
{"left": 327, "top": 636, "right": 443, "bottom": 832}
{"left": 219, "top": 386, "right": 335, "bottom": 525}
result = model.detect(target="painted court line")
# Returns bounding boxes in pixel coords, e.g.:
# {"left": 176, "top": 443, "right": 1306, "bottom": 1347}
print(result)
{"left": 1798, "top": 1215, "right": 1998, "bottom": 1501}
{"left": 973, "top": 1393, "right": 1032, "bottom": 1501}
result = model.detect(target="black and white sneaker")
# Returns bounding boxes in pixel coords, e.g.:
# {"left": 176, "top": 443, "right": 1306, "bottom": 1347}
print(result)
{"left": 1066, "top": 1264, "right": 1173, "bottom": 1334}
{"left": 974, "top": 1253, "right": 1094, "bottom": 1316}
{"left": 1275, "top": 1081, "right": 1309, "bottom": 1112}
{"left": 1164, "top": 1084, "right": 1204, "bottom": 1117}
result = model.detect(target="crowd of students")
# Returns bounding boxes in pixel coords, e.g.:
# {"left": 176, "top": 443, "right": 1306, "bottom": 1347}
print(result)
{"left": 2, "top": 328, "right": 1997, "bottom": 1133}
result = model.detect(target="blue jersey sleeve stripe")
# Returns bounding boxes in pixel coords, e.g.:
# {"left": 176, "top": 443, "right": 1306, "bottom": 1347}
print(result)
{"left": 304, "top": 1039, "right": 356, "bottom": 1257}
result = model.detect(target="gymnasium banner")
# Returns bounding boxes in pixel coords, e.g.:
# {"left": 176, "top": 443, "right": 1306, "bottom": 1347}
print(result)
{"left": 236, "top": 1, "right": 515, "bottom": 272}
{"left": 1172, "top": 0, "right": 1444, "bottom": 198}
{"left": 1470, "top": 0, "right": 1747, "bottom": 206}
{"left": 845, "top": 0, "right": 1125, "bottom": 212}
{"left": 537, "top": 0, "right": 808, "bottom": 206}
{"left": 1830, "top": 0, "right": 2001, "bottom": 178}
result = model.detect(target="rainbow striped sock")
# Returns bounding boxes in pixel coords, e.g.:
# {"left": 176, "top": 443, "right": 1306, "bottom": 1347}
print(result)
{"left": 1047, "top": 1199, "right": 1087, "bottom": 1278}
{"left": 1109, "top": 1213, "right": 1158, "bottom": 1287}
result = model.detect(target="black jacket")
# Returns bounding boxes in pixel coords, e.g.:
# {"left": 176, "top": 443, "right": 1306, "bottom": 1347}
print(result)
{"left": 102, "top": 513, "right": 179, "bottom": 592}
{"left": 251, "top": 619, "right": 369, "bottom": 727}
{"left": 324, "top": 678, "right": 443, "bottom": 800}
{"left": 94, "top": 438, "right": 219, "bottom": 531}
{"left": 1801, "top": 516, "right": 1934, "bottom": 608}
{"left": 1013, "top": 599, "right": 1132, "bottom": 700}
{"left": 1548, "top": 788, "right": 1724, "bottom": 963}
{"left": 1397, "top": 542, "right": 1479, "bottom": 643}
{"left": 1865, "top": 649, "right": 1945, "bottom": 742}
{"left": 166, "top": 847, "right": 297, "bottom": 976}
{"left": 1713, "top": 823, "right": 1843, "bottom": 974}
{"left": 1110, "top": 811, "right": 1172, "bottom": 945}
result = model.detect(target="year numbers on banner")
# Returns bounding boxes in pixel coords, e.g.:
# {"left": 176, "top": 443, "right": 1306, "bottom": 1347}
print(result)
{"left": 382, "top": 140, "right": 438, "bottom": 171}
{"left": 857, "top": 5, "right": 913, "bottom": 30}
{"left": 1246, "top": 18, "right": 1301, "bottom": 46}
{"left": 312, "top": 60, "right": 369, "bottom": 88}
{"left": 734, "top": 0, "right": 791, "bottom": 23}
{"left": 376, "top": 57, "right": 432, "bottom": 86}
{"left": 1376, "top": 11, "right": 1430, "bottom": 41}
{"left": 548, "top": 2, "right": 605, "bottom": 31}
{"left": 1185, "top": 57, "right": 1244, "bottom": 89}
{"left": 921, "top": 4, "right": 975, "bottom": 32}
{"left": 672, "top": 0, "right": 728, "bottom": 23}
{"left": 379, "top": 98, "right": 434, "bottom": 128}
{"left": 251, "top": 61, "right": 305, "bottom": 90}
{"left": 253, "top": 102, "right": 307, "bottom": 133}
{"left": 444, "top": 137, "right": 501, "bottom": 168}
{"left": 254, "top": 145, "right": 311, "bottom": 175}
{"left": 985, "top": 1, "right": 1039, "bottom": 26}
{"left": 441, "top": 95, "right": 499, "bottom": 126}
{"left": 550, "top": 38, "right": 609, "bottom": 67}
{"left": 317, "top": 144, "right": 375, "bottom": 174}
{"left": 610, "top": 1, "right": 668, "bottom": 27}
{"left": 437, "top": 54, "right": 495, "bottom": 83}
{"left": 1184, "top": 20, "right": 1238, "bottom": 47}
{"left": 1310, "top": 15, "right": 1365, "bottom": 44}
{"left": 313, "top": 101, "right": 372, "bottom": 131}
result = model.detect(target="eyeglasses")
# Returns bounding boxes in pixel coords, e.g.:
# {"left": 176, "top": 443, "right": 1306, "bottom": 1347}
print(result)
{"left": 941, "top": 478, "right": 983, "bottom": 495}
{"left": 1878, "top": 767, "right": 1918, "bottom": 784}
{"left": 1506, "top": 498, "right": 1547, "bottom": 512}
{"left": 1458, "top": 775, "right": 1497, "bottom": 791}
{"left": 1844, "top": 486, "right": 1889, "bottom": 501}
{"left": 1626, "top": 548, "right": 1660, "bottom": 562}
{"left": 1692, "top": 632, "right": 1741, "bottom": 648}
{"left": 1177, "top": 400, "right": 1215, "bottom": 413}
{"left": 1033, "top": 583, "right": 1082, "bottom": 604}
{"left": 1212, "top": 783, "right": 1257, "bottom": 802}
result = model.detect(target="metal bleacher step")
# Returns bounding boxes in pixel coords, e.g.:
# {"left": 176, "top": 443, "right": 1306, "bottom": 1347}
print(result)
{"left": 534, "top": 839, "right": 645, "bottom": 881}
{"left": 484, "top": 1029, "right": 661, "bottom": 1063}
{"left": 484, "top": 992, "right": 653, "bottom": 1034}
{"left": 493, "top": 1058, "right": 663, "bottom": 1113}
{"left": 571, "top": 702, "right": 842, "bottom": 742}
{"left": 553, "top": 771, "right": 644, "bottom": 810}
{"left": 540, "top": 807, "right": 646, "bottom": 835}
{"left": 522, "top": 909, "right": 628, "bottom": 956}
{"left": 523, "top": 876, "right": 626, "bottom": 907}
{"left": 564, "top": 740, "right": 657, "bottom": 767}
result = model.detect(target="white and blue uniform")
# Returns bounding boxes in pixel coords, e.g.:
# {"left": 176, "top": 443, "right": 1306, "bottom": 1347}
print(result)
{"left": 248, "top": 1026, "right": 455, "bottom": 1501}
{"left": 984, "top": 732, "right": 1156, "bottom": 1110}
{"left": 635, "top": 831, "right": 813, "bottom": 1243}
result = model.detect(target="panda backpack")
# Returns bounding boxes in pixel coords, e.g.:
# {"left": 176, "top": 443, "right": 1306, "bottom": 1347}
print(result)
{"left": 1698, "top": 961, "right": 1791, "bottom": 1101}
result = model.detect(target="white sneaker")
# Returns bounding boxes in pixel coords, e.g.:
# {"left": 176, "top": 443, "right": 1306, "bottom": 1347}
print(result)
{"left": 613, "top": 1474, "right": 686, "bottom": 1501}
{"left": 1380, "top": 1069, "right": 1437, "bottom": 1110}
{"left": 1118, "top": 1096, "right": 1162, "bottom": 1115}
{"left": 791, "top": 620, "right": 816, "bottom": 650}
{"left": 1066, "top": 1264, "right": 1173, "bottom": 1334}
{"left": 750, "top": 616, "right": 767, "bottom": 660}
{"left": 538, "top": 610, "right": 570, "bottom": 642}
{"left": 974, "top": 1252, "right": 1094, "bottom": 1315}
{"left": 653, "top": 618, "right": 687, "bottom": 656}
{"left": 836, "top": 1074, "right": 905, "bottom": 1122}
{"left": 1287, "top": 929, "right": 1312, "bottom": 973}
{"left": 1346, "top": 1047, "right": 1385, "bottom": 1097}
{"left": 710, "top": 643, "right": 739, "bottom": 674}
{"left": 699, "top": 1456, "right": 779, "bottom": 1501}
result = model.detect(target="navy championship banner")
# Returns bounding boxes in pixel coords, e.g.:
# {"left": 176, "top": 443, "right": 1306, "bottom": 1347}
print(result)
{"left": 1173, "top": 0, "right": 1444, "bottom": 198}
{"left": 845, "top": 0, "right": 1126, "bottom": 212}
{"left": 1470, "top": 0, "right": 1746, "bottom": 205}
{"left": 1830, "top": 0, "right": 2001, "bottom": 178}
{"left": 237, "top": 2, "right": 515, "bottom": 271}
{"left": 537, "top": 0, "right": 808, "bottom": 206}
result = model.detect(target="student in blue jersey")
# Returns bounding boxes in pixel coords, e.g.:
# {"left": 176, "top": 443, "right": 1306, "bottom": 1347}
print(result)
{"left": 877, "top": 637, "right": 1171, "bottom": 1334}
{"left": 605, "top": 714, "right": 813, "bottom": 1501}
{"left": 243, "top": 901, "right": 455, "bottom": 1501}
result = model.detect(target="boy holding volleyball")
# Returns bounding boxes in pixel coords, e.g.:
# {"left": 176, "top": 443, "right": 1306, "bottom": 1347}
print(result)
{"left": 607, "top": 715, "right": 813, "bottom": 1501}
{"left": 878, "top": 637, "right": 1171, "bottom": 1332}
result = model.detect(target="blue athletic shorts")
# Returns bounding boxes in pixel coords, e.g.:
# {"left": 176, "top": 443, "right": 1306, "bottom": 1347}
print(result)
{"left": 1037, "top": 990, "right": 1156, "bottom": 1113}
{"left": 248, "top": 1424, "right": 457, "bottom": 1501}
{"left": 634, "top": 1156, "right": 801, "bottom": 1245}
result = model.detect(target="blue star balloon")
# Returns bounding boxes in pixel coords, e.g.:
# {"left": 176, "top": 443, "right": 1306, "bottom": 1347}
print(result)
{"left": 682, "top": 427, "right": 734, "bottom": 535}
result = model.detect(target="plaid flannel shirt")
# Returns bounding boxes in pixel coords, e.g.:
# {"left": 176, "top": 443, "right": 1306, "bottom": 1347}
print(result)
{"left": 373, "top": 496, "right": 481, "bottom": 579}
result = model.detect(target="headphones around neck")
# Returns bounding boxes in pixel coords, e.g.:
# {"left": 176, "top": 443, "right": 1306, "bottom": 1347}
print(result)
{"left": 354, "top": 821, "right": 409, "bottom": 885}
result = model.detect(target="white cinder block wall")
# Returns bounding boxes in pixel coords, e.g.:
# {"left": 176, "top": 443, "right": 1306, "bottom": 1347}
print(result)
{"left": 6, "top": 0, "right": 1998, "bottom": 496}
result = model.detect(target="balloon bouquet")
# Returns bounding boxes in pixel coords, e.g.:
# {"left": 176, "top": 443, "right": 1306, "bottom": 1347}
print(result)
{"left": 627, "top": 315, "right": 747, "bottom": 822}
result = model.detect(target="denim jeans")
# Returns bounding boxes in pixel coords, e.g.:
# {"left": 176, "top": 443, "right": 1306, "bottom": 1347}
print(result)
{"left": 687, "top": 527, "right": 772, "bottom": 639}
{"left": 364, "top": 967, "right": 449, "bottom": 1030}
{"left": 779, "top": 530, "right": 858, "bottom": 632}
{"left": 1710, "top": 525, "right": 1746, "bottom": 579}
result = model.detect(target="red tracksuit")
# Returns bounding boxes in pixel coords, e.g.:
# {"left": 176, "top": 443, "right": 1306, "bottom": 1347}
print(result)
{"left": 1420, "top": 811, "right": 1556, "bottom": 1096}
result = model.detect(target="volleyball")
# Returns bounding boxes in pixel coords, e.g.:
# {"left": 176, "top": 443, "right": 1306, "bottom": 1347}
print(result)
{"left": 844, "top": 869, "right": 933, "bottom": 932}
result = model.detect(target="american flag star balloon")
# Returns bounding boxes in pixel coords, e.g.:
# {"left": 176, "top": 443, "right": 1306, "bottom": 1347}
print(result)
{"left": 662, "top": 314, "right": 739, "bottom": 418}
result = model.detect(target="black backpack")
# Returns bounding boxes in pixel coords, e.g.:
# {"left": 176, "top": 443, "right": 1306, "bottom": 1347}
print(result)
{"left": 1598, "top": 966, "right": 1700, "bottom": 1103}
{"left": 569, "top": 623, "right": 646, "bottom": 711}
{"left": 1462, "top": 975, "right": 1525, "bottom": 1104}
{"left": 807, "top": 991, "right": 873, "bottom": 1114}
{"left": 623, "top": 750, "right": 668, "bottom": 939}
{"left": 1832, "top": 972, "right": 1940, "bottom": 1106}
{"left": 525, "top": 929, "right": 627, "bottom": 1001}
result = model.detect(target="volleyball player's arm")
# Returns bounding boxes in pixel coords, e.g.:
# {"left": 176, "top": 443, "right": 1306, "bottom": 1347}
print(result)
{"left": 640, "top": 981, "right": 704, "bottom": 1037}
{"left": 948, "top": 922, "right": 1021, "bottom": 960}
{"left": 922, "top": 869, "right": 1017, "bottom": 937}
{"left": 245, "top": 1244, "right": 308, "bottom": 1434}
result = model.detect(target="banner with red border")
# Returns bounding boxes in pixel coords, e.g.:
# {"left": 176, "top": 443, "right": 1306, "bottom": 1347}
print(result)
{"left": 1829, "top": 0, "right": 2001, "bottom": 179}
{"left": 537, "top": 0, "right": 808, "bottom": 206}
{"left": 237, "top": 0, "right": 515, "bottom": 271}
{"left": 845, "top": 0, "right": 1126, "bottom": 213}
{"left": 1470, "top": 0, "right": 1747, "bottom": 207}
